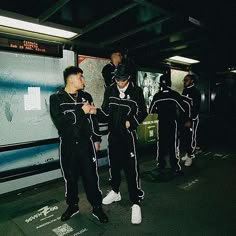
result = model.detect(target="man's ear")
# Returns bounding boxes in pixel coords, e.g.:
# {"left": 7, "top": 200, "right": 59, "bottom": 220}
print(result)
{"left": 67, "top": 75, "right": 72, "bottom": 84}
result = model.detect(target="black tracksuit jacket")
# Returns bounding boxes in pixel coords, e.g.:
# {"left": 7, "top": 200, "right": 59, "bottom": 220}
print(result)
{"left": 50, "top": 89, "right": 101, "bottom": 143}
{"left": 97, "top": 82, "right": 148, "bottom": 135}
{"left": 182, "top": 85, "right": 201, "bottom": 120}
{"left": 101, "top": 62, "right": 117, "bottom": 88}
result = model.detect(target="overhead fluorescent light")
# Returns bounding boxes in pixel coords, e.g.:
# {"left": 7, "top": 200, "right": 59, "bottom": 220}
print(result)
{"left": 167, "top": 56, "right": 200, "bottom": 64}
{"left": 230, "top": 70, "right": 236, "bottom": 73}
{"left": 0, "top": 16, "right": 77, "bottom": 39}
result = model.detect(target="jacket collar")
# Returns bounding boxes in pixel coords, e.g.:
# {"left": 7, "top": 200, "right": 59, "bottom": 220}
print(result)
{"left": 186, "top": 84, "right": 195, "bottom": 89}
{"left": 112, "top": 81, "right": 135, "bottom": 97}
{"left": 57, "top": 87, "right": 84, "bottom": 96}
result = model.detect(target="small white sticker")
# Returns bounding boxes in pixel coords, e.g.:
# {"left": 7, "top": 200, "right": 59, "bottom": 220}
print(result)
{"left": 24, "top": 87, "right": 41, "bottom": 110}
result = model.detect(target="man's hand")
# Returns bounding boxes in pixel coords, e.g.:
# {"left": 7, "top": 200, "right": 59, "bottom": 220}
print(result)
{"left": 94, "top": 142, "right": 100, "bottom": 152}
{"left": 126, "top": 121, "right": 130, "bottom": 129}
{"left": 89, "top": 103, "right": 97, "bottom": 114}
{"left": 82, "top": 102, "right": 92, "bottom": 114}
{"left": 184, "top": 120, "right": 192, "bottom": 128}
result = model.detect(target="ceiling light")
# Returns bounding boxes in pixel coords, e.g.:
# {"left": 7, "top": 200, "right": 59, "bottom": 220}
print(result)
{"left": 0, "top": 16, "right": 77, "bottom": 39}
{"left": 167, "top": 56, "right": 200, "bottom": 64}
{"left": 230, "top": 70, "right": 236, "bottom": 73}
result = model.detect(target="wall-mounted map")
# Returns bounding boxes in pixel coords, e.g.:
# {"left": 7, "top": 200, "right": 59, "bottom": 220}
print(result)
{"left": 78, "top": 55, "right": 109, "bottom": 108}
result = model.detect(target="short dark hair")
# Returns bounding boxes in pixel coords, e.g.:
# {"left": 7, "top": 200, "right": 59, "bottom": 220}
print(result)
{"left": 108, "top": 48, "right": 122, "bottom": 58}
{"left": 185, "top": 74, "right": 196, "bottom": 82}
{"left": 63, "top": 66, "right": 83, "bottom": 84}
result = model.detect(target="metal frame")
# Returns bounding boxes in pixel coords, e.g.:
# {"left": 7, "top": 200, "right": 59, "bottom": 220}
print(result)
{"left": 130, "top": 27, "right": 194, "bottom": 51}
{"left": 38, "top": 0, "right": 72, "bottom": 23}
{"left": 100, "top": 15, "right": 171, "bottom": 47}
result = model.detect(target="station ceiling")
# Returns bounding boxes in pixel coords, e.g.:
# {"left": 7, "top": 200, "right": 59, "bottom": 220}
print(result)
{"left": 0, "top": 0, "right": 236, "bottom": 71}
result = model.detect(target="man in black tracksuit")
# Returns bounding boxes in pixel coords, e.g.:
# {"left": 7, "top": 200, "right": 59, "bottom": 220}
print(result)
{"left": 181, "top": 74, "right": 201, "bottom": 167}
{"left": 50, "top": 66, "right": 108, "bottom": 223}
{"left": 102, "top": 50, "right": 122, "bottom": 87}
{"left": 94, "top": 63, "right": 147, "bottom": 224}
{"left": 149, "top": 74, "right": 190, "bottom": 177}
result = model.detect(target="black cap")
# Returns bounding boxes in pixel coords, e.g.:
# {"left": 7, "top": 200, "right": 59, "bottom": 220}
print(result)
{"left": 159, "top": 74, "right": 171, "bottom": 87}
{"left": 113, "top": 63, "right": 131, "bottom": 81}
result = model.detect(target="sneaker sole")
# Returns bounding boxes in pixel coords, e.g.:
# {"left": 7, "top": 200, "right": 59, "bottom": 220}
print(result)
{"left": 131, "top": 220, "right": 142, "bottom": 225}
{"left": 102, "top": 197, "right": 121, "bottom": 205}
{"left": 184, "top": 163, "right": 192, "bottom": 167}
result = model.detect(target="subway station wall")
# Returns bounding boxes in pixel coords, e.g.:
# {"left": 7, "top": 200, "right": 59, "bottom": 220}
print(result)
{"left": 0, "top": 50, "right": 74, "bottom": 144}
{"left": 78, "top": 55, "right": 109, "bottom": 108}
{"left": 0, "top": 50, "right": 75, "bottom": 184}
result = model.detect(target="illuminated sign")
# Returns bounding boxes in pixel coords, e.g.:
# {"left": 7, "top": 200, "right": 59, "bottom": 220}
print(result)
{"left": 0, "top": 37, "right": 62, "bottom": 57}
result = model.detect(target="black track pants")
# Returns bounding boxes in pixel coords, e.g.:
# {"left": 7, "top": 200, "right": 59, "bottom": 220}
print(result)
{"left": 108, "top": 131, "right": 144, "bottom": 204}
{"left": 59, "top": 137, "right": 102, "bottom": 207}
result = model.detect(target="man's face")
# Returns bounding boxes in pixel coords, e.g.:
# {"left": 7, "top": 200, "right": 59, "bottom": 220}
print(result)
{"left": 70, "top": 73, "right": 84, "bottom": 90}
{"left": 111, "top": 52, "right": 122, "bottom": 64}
{"left": 116, "top": 79, "right": 129, "bottom": 89}
{"left": 183, "top": 76, "right": 193, "bottom": 88}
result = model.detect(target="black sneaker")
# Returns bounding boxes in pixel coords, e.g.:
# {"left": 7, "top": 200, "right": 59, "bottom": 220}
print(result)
{"left": 61, "top": 205, "right": 80, "bottom": 222}
{"left": 92, "top": 206, "right": 108, "bottom": 223}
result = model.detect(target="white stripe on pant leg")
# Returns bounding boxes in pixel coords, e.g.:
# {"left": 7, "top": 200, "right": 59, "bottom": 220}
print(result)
{"left": 131, "top": 131, "right": 144, "bottom": 198}
{"left": 59, "top": 137, "right": 68, "bottom": 197}
{"left": 107, "top": 133, "right": 112, "bottom": 180}
{"left": 192, "top": 117, "right": 199, "bottom": 153}
{"left": 156, "top": 121, "right": 160, "bottom": 167}
{"left": 176, "top": 128, "right": 180, "bottom": 158}
{"left": 90, "top": 137, "right": 103, "bottom": 195}
{"left": 174, "top": 120, "right": 181, "bottom": 170}
{"left": 107, "top": 147, "right": 112, "bottom": 180}
{"left": 156, "top": 140, "right": 160, "bottom": 167}
{"left": 191, "top": 120, "right": 195, "bottom": 150}
{"left": 130, "top": 132, "right": 145, "bottom": 199}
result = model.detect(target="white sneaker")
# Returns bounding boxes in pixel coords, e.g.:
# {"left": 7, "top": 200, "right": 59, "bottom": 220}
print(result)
{"left": 131, "top": 204, "right": 142, "bottom": 224}
{"left": 181, "top": 154, "right": 188, "bottom": 161}
{"left": 184, "top": 157, "right": 192, "bottom": 167}
{"left": 102, "top": 190, "right": 121, "bottom": 205}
